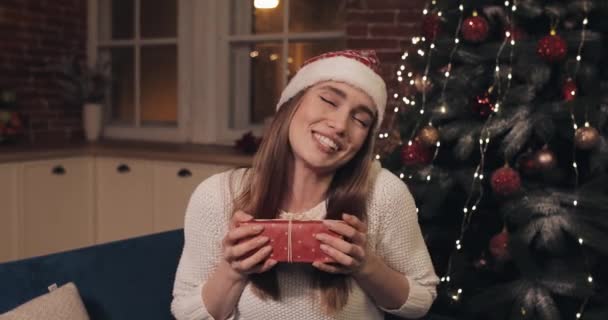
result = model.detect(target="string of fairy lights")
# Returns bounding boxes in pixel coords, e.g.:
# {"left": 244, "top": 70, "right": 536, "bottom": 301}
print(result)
{"left": 569, "top": 2, "right": 594, "bottom": 318}
{"left": 443, "top": 2, "right": 519, "bottom": 303}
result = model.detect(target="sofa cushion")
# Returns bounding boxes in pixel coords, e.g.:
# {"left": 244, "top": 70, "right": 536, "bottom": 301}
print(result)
{"left": 0, "top": 282, "right": 89, "bottom": 320}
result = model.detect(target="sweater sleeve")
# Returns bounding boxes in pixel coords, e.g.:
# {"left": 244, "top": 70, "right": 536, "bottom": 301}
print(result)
{"left": 171, "top": 172, "right": 234, "bottom": 320}
{"left": 369, "top": 169, "right": 439, "bottom": 319}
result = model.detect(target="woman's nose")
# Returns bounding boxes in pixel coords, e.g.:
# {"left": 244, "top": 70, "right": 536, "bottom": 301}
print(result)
{"left": 327, "top": 109, "right": 349, "bottom": 134}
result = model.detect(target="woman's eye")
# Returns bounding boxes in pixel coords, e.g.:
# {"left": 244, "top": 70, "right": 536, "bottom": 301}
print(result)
{"left": 353, "top": 116, "right": 370, "bottom": 127}
{"left": 320, "top": 96, "right": 336, "bottom": 107}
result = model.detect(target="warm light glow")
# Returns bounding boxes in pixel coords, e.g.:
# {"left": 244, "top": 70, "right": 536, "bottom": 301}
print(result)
{"left": 254, "top": 0, "right": 279, "bottom": 9}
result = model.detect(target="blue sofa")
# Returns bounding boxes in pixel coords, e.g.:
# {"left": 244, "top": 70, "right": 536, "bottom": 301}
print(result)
{"left": 0, "top": 230, "right": 444, "bottom": 320}
{"left": 0, "top": 230, "right": 184, "bottom": 320}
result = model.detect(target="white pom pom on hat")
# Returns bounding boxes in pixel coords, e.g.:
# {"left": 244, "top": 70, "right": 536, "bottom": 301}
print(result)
{"left": 276, "top": 50, "right": 387, "bottom": 129}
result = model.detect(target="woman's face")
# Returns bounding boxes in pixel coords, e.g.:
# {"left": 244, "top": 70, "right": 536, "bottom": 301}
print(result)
{"left": 288, "top": 81, "right": 377, "bottom": 174}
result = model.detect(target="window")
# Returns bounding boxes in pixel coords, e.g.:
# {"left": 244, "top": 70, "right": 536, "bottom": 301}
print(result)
{"left": 220, "top": 0, "right": 346, "bottom": 143}
{"left": 88, "top": 0, "right": 346, "bottom": 144}
{"left": 89, "top": 0, "right": 191, "bottom": 142}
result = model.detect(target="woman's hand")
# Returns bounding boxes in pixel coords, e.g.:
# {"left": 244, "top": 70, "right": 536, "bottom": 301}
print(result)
{"left": 221, "top": 210, "right": 277, "bottom": 281}
{"left": 312, "top": 213, "right": 376, "bottom": 276}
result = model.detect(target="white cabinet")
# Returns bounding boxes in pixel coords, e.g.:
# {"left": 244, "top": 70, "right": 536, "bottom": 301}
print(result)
{"left": 0, "top": 163, "right": 19, "bottom": 263}
{"left": 95, "top": 158, "right": 154, "bottom": 243}
{"left": 3, "top": 154, "right": 238, "bottom": 260}
{"left": 153, "top": 162, "right": 231, "bottom": 232}
{"left": 21, "top": 158, "right": 94, "bottom": 259}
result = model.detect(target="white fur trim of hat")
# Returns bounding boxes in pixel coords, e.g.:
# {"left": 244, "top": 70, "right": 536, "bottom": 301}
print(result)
{"left": 276, "top": 50, "right": 387, "bottom": 129}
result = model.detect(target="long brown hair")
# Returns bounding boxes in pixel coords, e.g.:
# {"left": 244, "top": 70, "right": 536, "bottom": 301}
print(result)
{"left": 231, "top": 87, "right": 378, "bottom": 314}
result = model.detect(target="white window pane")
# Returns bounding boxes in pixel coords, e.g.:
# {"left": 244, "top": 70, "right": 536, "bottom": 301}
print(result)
{"left": 230, "top": 42, "right": 283, "bottom": 127}
{"left": 141, "top": 45, "right": 177, "bottom": 125}
{"left": 98, "top": 0, "right": 134, "bottom": 41}
{"left": 104, "top": 48, "right": 135, "bottom": 124}
{"left": 141, "top": 0, "right": 177, "bottom": 38}
{"left": 289, "top": 0, "right": 345, "bottom": 32}
{"left": 231, "top": 0, "right": 284, "bottom": 35}
{"left": 287, "top": 40, "right": 345, "bottom": 82}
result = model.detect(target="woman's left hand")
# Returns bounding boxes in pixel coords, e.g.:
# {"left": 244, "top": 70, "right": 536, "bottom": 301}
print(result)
{"left": 313, "top": 213, "right": 374, "bottom": 275}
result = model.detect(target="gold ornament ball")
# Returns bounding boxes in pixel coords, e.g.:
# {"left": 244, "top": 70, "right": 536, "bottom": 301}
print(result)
{"left": 414, "top": 74, "right": 433, "bottom": 93}
{"left": 534, "top": 147, "right": 557, "bottom": 171}
{"left": 574, "top": 126, "right": 600, "bottom": 150}
{"left": 417, "top": 126, "right": 440, "bottom": 147}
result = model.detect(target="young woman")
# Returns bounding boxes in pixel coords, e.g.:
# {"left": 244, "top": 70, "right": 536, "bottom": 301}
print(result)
{"left": 171, "top": 50, "right": 438, "bottom": 320}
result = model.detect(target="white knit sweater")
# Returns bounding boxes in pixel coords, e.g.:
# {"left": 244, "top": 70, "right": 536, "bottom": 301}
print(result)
{"left": 171, "top": 167, "right": 439, "bottom": 320}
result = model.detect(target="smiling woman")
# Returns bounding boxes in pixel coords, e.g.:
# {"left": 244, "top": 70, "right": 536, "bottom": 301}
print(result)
{"left": 288, "top": 82, "right": 376, "bottom": 175}
{"left": 171, "top": 50, "right": 439, "bottom": 320}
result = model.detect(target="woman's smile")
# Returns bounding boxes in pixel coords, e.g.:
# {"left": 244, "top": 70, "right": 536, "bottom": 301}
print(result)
{"left": 312, "top": 131, "right": 341, "bottom": 153}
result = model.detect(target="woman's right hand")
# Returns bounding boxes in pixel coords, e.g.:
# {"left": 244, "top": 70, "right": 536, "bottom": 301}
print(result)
{"left": 221, "top": 210, "right": 277, "bottom": 281}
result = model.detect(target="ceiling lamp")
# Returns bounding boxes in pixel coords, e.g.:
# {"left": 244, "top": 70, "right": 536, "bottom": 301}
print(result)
{"left": 254, "top": 0, "right": 279, "bottom": 9}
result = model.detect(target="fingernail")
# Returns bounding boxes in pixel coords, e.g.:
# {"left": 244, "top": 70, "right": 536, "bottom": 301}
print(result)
{"left": 258, "top": 236, "right": 269, "bottom": 243}
{"left": 320, "top": 244, "right": 328, "bottom": 251}
{"left": 315, "top": 234, "right": 324, "bottom": 241}
{"left": 264, "top": 245, "right": 272, "bottom": 252}
{"left": 253, "top": 225, "right": 263, "bottom": 232}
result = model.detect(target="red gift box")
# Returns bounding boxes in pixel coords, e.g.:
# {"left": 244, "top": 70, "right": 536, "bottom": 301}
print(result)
{"left": 239, "top": 219, "right": 343, "bottom": 263}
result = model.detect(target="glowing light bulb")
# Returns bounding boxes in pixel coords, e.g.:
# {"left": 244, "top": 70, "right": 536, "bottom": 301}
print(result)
{"left": 254, "top": 0, "right": 279, "bottom": 9}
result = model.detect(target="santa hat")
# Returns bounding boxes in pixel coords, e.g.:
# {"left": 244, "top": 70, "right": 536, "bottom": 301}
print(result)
{"left": 276, "top": 50, "right": 387, "bottom": 129}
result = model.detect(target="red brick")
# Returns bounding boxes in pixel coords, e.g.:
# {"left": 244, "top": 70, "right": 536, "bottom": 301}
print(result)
{"left": 366, "top": 0, "right": 427, "bottom": 10}
{"left": 376, "top": 50, "right": 405, "bottom": 64}
{"left": 369, "top": 24, "right": 418, "bottom": 37}
{"left": 347, "top": 38, "right": 400, "bottom": 50}
{"left": 346, "top": 24, "right": 368, "bottom": 37}
{"left": 397, "top": 10, "right": 424, "bottom": 23}
{"left": 48, "top": 118, "right": 82, "bottom": 130}
{"left": 347, "top": 10, "right": 396, "bottom": 24}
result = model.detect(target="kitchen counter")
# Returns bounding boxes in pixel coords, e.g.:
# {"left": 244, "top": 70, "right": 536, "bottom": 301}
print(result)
{"left": 0, "top": 140, "right": 254, "bottom": 166}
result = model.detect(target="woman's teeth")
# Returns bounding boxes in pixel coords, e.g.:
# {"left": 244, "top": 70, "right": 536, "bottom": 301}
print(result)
{"left": 313, "top": 133, "right": 339, "bottom": 151}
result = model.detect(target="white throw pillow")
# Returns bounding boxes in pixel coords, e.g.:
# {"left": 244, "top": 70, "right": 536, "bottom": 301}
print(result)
{"left": 0, "top": 282, "right": 89, "bottom": 320}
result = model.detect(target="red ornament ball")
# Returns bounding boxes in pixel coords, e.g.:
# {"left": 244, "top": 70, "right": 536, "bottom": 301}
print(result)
{"left": 401, "top": 140, "right": 433, "bottom": 166}
{"left": 489, "top": 229, "right": 510, "bottom": 262}
{"left": 491, "top": 166, "right": 521, "bottom": 196}
{"left": 421, "top": 14, "right": 442, "bottom": 41}
{"left": 537, "top": 32, "right": 568, "bottom": 63}
{"left": 472, "top": 91, "right": 495, "bottom": 118}
{"left": 462, "top": 14, "right": 490, "bottom": 43}
{"left": 517, "top": 152, "right": 539, "bottom": 176}
{"left": 562, "top": 78, "right": 577, "bottom": 102}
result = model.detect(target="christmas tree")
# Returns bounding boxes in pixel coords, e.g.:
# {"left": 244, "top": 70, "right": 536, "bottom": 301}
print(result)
{"left": 377, "top": 1, "right": 608, "bottom": 319}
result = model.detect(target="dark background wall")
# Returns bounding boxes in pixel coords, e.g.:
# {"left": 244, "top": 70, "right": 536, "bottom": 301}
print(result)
{"left": 0, "top": 0, "right": 86, "bottom": 143}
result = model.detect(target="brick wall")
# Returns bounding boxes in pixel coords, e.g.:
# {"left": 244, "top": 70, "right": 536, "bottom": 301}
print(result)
{"left": 0, "top": 0, "right": 87, "bottom": 143}
{"left": 346, "top": 0, "right": 425, "bottom": 133}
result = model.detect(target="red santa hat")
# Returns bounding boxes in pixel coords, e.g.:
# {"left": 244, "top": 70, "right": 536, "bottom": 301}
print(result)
{"left": 276, "top": 50, "right": 387, "bottom": 129}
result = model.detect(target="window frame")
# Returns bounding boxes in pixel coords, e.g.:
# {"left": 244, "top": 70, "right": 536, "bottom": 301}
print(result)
{"left": 212, "top": 0, "right": 345, "bottom": 144}
{"left": 87, "top": 0, "right": 192, "bottom": 143}
{"left": 87, "top": 0, "right": 346, "bottom": 145}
